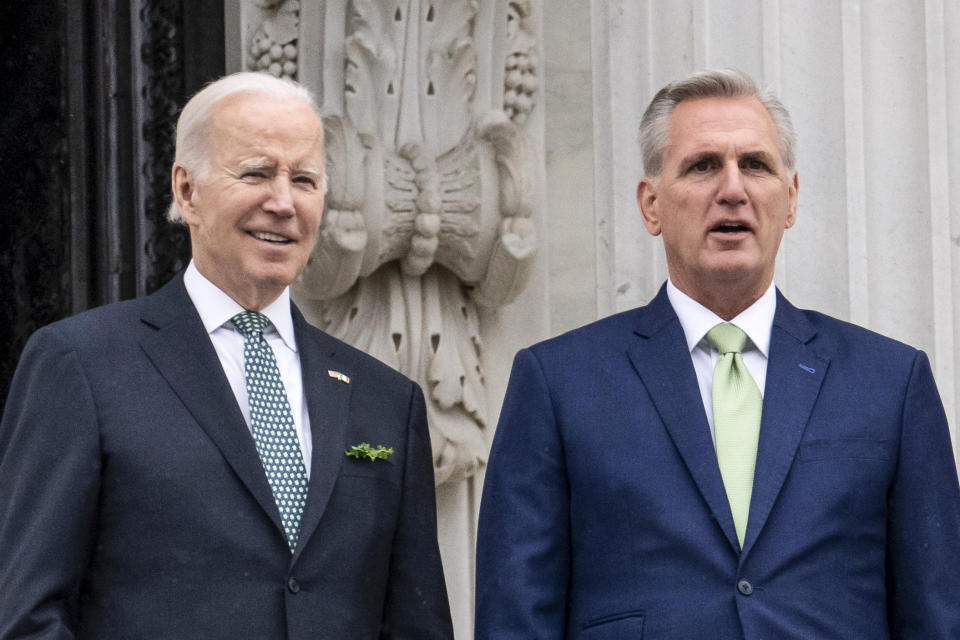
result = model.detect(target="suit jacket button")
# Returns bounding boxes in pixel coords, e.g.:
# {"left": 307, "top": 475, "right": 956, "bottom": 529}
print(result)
{"left": 287, "top": 577, "right": 300, "bottom": 594}
{"left": 737, "top": 579, "right": 753, "bottom": 596}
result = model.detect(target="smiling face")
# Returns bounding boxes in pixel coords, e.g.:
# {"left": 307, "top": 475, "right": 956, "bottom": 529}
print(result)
{"left": 172, "top": 91, "right": 325, "bottom": 311}
{"left": 637, "top": 96, "right": 798, "bottom": 318}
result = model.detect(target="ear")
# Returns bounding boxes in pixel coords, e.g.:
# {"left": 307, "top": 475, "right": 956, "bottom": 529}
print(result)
{"left": 637, "top": 177, "right": 662, "bottom": 236}
{"left": 785, "top": 170, "right": 799, "bottom": 229}
{"left": 171, "top": 164, "right": 199, "bottom": 224}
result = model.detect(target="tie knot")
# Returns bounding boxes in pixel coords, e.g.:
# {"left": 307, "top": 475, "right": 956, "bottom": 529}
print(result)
{"left": 232, "top": 311, "right": 269, "bottom": 337}
{"left": 707, "top": 322, "right": 749, "bottom": 355}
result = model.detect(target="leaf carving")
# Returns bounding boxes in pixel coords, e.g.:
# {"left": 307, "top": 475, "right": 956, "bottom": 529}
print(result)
{"left": 345, "top": 0, "right": 401, "bottom": 139}
{"left": 419, "top": 0, "right": 478, "bottom": 153}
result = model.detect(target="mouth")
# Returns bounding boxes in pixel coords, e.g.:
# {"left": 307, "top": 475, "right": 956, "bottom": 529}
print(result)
{"left": 248, "top": 230, "right": 293, "bottom": 244}
{"left": 709, "top": 221, "right": 752, "bottom": 235}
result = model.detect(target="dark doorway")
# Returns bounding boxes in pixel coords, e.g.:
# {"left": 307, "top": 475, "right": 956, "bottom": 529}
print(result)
{"left": 0, "top": 1, "right": 225, "bottom": 406}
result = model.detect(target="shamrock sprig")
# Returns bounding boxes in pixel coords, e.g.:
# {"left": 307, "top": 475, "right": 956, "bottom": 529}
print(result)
{"left": 345, "top": 442, "right": 394, "bottom": 461}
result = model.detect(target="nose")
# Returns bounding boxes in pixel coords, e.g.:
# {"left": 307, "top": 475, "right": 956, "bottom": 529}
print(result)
{"left": 716, "top": 163, "right": 748, "bottom": 206}
{"left": 263, "top": 176, "right": 295, "bottom": 217}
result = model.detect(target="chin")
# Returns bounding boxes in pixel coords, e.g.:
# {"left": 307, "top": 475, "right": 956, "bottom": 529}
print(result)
{"left": 701, "top": 263, "right": 768, "bottom": 290}
{"left": 705, "top": 259, "right": 751, "bottom": 276}
{"left": 247, "top": 265, "right": 299, "bottom": 291}
{"left": 704, "top": 250, "right": 763, "bottom": 273}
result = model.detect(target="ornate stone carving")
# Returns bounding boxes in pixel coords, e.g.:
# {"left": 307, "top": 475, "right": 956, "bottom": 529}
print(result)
{"left": 245, "top": 0, "right": 301, "bottom": 80}
{"left": 293, "top": 0, "right": 539, "bottom": 486}
{"left": 503, "top": 0, "right": 537, "bottom": 124}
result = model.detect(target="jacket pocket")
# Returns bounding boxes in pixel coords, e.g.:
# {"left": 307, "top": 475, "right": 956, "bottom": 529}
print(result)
{"left": 581, "top": 610, "right": 644, "bottom": 638}
{"left": 799, "top": 438, "right": 892, "bottom": 461}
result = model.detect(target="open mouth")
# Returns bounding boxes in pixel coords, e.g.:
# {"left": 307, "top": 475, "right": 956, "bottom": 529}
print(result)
{"left": 249, "top": 230, "right": 292, "bottom": 244}
{"left": 710, "top": 222, "right": 751, "bottom": 234}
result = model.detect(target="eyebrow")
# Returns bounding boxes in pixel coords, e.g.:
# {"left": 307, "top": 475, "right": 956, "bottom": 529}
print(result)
{"left": 234, "top": 159, "right": 323, "bottom": 177}
{"left": 680, "top": 151, "right": 720, "bottom": 166}
{"left": 677, "top": 149, "right": 777, "bottom": 170}
{"left": 738, "top": 150, "right": 777, "bottom": 164}
{"left": 236, "top": 158, "right": 274, "bottom": 171}
{"left": 673, "top": 151, "right": 719, "bottom": 176}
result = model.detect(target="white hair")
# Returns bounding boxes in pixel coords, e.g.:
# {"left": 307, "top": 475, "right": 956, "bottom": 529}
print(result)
{"left": 168, "top": 71, "right": 322, "bottom": 222}
{"left": 639, "top": 68, "right": 796, "bottom": 176}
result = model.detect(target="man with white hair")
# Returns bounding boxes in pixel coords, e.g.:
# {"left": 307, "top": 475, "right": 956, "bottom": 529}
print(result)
{"left": 0, "top": 72, "right": 453, "bottom": 639}
{"left": 477, "top": 69, "right": 960, "bottom": 638}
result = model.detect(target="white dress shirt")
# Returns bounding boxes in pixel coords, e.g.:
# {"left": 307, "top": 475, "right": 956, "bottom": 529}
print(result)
{"left": 183, "top": 261, "right": 313, "bottom": 477}
{"left": 666, "top": 279, "right": 776, "bottom": 447}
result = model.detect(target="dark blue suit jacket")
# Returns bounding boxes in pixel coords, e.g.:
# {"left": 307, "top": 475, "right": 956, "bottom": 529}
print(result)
{"left": 476, "top": 286, "right": 960, "bottom": 638}
{"left": 0, "top": 275, "right": 453, "bottom": 639}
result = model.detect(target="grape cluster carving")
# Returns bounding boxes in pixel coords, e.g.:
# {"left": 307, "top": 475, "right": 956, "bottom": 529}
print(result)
{"left": 248, "top": 32, "right": 298, "bottom": 79}
{"left": 503, "top": 49, "right": 537, "bottom": 124}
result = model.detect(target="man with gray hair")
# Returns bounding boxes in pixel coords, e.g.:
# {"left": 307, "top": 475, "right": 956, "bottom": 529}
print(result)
{"left": 476, "top": 69, "right": 960, "bottom": 638}
{"left": 0, "top": 71, "right": 453, "bottom": 639}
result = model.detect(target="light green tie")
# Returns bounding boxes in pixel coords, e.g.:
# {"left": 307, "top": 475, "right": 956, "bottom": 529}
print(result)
{"left": 707, "top": 322, "right": 763, "bottom": 549}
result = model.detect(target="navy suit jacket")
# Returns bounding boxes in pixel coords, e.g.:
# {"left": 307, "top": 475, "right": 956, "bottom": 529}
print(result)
{"left": 0, "top": 275, "right": 453, "bottom": 639}
{"left": 476, "top": 285, "right": 960, "bottom": 639}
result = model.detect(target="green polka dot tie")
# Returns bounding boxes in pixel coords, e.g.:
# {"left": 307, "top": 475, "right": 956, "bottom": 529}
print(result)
{"left": 232, "top": 311, "right": 308, "bottom": 553}
{"left": 707, "top": 322, "right": 763, "bottom": 549}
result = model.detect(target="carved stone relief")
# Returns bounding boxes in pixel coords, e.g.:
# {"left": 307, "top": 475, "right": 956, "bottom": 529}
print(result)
{"left": 241, "top": 0, "right": 540, "bottom": 487}
{"left": 244, "top": 0, "right": 301, "bottom": 80}
{"left": 503, "top": 1, "right": 537, "bottom": 124}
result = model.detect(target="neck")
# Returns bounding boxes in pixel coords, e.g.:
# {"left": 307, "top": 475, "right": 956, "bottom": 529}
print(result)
{"left": 191, "top": 260, "right": 284, "bottom": 313}
{"left": 231, "top": 289, "right": 283, "bottom": 313}
{"left": 671, "top": 277, "right": 770, "bottom": 321}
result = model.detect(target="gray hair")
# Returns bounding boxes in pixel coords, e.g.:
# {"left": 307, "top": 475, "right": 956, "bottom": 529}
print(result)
{"left": 639, "top": 69, "right": 796, "bottom": 176}
{"left": 168, "top": 71, "right": 322, "bottom": 222}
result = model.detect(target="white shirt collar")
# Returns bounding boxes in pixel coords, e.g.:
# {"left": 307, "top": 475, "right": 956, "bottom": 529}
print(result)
{"left": 183, "top": 260, "right": 298, "bottom": 352}
{"left": 666, "top": 279, "right": 776, "bottom": 357}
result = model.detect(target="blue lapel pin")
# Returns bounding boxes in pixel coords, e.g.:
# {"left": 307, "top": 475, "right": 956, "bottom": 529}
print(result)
{"left": 797, "top": 363, "right": 816, "bottom": 374}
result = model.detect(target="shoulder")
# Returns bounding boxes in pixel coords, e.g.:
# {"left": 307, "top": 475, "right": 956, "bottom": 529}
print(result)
{"left": 783, "top": 302, "right": 920, "bottom": 360}
{"left": 7, "top": 297, "right": 155, "bottom": 419}
{"left": 293, "top": 314, "right": 415, "bottom": 392}
{"left": 27, "top": 297, "right": 146, "bottom": 353}
{"left": 776, "top": 296, "right": 926, "bottom": 389}
{"left": 524, "top": 305, "right": 650, "bottom": 362}
{"left": 526, "top": 285, "right": 676, "bottom": 359}
{"left": 22, "top": 275, "right": 192, "bottom": 360}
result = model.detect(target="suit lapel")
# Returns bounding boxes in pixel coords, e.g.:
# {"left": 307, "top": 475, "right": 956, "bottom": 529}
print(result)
{"left": 138, "top": 276, "right": 284, "bottom": 534}
{"left": 626, "top": 287, "right": 740, "bottom": 553}
{"left": 291, "top": 306, "right": 353, "bottom": 562}
{"left": 741, "top": 291, "right": 828, "bottom": 557}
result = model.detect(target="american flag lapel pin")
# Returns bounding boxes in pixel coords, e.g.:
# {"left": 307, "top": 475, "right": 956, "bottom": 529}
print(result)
{"left": 328, "top": 369, "right": 351, "bottom": 384}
